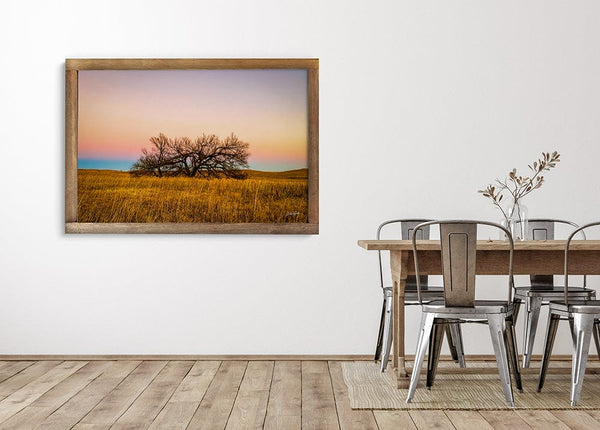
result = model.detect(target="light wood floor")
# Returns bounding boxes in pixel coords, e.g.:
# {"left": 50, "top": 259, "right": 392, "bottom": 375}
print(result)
{"left": 0, "top": 360, "right": 598, "bottom": 429}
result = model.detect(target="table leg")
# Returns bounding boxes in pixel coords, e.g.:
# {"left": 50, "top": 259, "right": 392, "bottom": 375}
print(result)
{"left": 391, "top": 250, "right": 409, "bottom": 388}
{"left": 393, "top": 280, "right": 398, "bottom": 370}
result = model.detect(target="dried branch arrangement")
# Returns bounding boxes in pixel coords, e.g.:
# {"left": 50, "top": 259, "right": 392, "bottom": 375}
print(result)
{"left": 478, "top": 151, "right": 561, "bottom": 224}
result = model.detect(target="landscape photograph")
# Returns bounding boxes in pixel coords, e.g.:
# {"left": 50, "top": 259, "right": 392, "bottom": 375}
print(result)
{"left": 77, "top": 68, "right": 310, "bottom": 224}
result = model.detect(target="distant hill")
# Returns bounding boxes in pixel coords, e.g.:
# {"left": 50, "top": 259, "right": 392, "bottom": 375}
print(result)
{"left": 244, "top": 168, "right": 308, "bottom": 179}
{"left": 78, "top": 168, "right": 309, "bottom": 180}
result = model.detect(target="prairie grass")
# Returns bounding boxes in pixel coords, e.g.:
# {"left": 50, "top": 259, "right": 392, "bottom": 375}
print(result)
{"left": 77, "top": 169, "right": 309, "bottom": 223}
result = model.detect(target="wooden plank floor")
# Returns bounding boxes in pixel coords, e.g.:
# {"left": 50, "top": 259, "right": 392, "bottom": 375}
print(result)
{"left": 0, "top": 360, "right": 598, "bottom": 429}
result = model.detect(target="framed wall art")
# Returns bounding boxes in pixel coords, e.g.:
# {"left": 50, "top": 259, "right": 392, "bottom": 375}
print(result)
{"left": 65, "top": 58, "right": 318, "bottom": 234}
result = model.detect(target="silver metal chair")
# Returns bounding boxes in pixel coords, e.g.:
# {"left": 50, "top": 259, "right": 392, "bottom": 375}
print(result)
{"left": 406, "top": 220, "right": 522, "bottom": 407}
{"left": 538, "top": 221, "right": 600, "bottom": 406}
{"left": 374, "top": 219, "right": 466, "bottom": 373}
{"left": 512, "top": 219, "right": 598, "bottom": 368}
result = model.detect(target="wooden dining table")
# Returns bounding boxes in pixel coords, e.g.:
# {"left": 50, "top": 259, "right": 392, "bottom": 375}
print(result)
{"left": 357, "top": 239, "right": 600, "bottom": 388}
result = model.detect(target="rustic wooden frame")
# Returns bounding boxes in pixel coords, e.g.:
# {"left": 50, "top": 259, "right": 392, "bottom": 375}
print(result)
{"left": 65, "top": 58, "right": 319, "bottom": 234}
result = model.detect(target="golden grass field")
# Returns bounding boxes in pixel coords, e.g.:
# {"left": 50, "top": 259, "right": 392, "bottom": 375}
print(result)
{"left": 77, "top": 169, "right": 308, "bottom": 223}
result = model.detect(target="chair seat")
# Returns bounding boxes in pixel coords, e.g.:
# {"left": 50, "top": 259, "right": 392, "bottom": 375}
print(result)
{"left": 383, "top": 286, "right": 446, "bottom": 305}
{"left": 406, "top": 287, "right": 445, "bottom": 304}
{"left": 423, "top": 299, "right": 511, "bottom": 315}
{"left": 514, "top": 286, "right": 595, "bottom": 299}
{"left": 549, "top": 300, "right": 600, "bottom": 314}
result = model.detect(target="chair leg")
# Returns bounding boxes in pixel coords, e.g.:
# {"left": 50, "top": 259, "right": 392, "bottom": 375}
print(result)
{"left": 570, "top": 313, "right": 595, "bottom": 406}
{"left": 538, "top": 312, "right": 560, "bottom": 392}
{"left": 380, "top": 294, "right": 394, "bottom": 372}
{"left": 505, "top": 316, "right": 523, "bottom": 393}
{"left": 450, "top": 323, "right": 466, "bottom": 368}
{"left": 522, "top": 296, "right": 543, "bottom": 368}
{"left": 406, "top": 312, "right": 435, "bottom": 403}
{"left": 488, "top": 313, "right": 514, "bottom": 407}
{"left": 589, "top": 293, "right": 600, "bottom": 361}
{"left": 593, "top": 321, "right": 600, "bottom": 361}
{"left": 445, "top": 325, "right": 458, "bottom": 363}
{"left": 569, "top": 318, "right": 576, "bottom": 343}
{"left": 568, "top": 317, "right": 599, "bottom": 363}
{"left": 512, "top": 298, "right": 522, "bottom": 324}
{"left": 426, "top": 322, "right": 445, "bottom": 389}
{"left": 374, "top": 297, "right": 387, "bottom": 362}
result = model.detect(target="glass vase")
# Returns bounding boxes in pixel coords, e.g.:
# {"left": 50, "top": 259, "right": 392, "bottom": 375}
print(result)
{"left": 503, "top": 199, "right": 528, "bottom": 241}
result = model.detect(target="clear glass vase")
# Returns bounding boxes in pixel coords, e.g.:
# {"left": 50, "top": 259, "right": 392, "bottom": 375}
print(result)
{"left": 502, "top": 199, "right": 528, "bottom": 241}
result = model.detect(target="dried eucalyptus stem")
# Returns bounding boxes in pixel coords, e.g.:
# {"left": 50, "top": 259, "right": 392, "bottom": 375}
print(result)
{"left": 478, "top": 151, "right": 560, "bottom": 224}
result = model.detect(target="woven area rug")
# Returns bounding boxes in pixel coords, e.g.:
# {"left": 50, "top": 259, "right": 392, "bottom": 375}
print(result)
{"left": 342, "top": 361, "right": 600, "bottom": 410}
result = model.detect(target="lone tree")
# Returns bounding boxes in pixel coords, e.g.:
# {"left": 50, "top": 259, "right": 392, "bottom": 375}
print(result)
{"left": 130, "top": 132, "right": 250, "bottom": 178}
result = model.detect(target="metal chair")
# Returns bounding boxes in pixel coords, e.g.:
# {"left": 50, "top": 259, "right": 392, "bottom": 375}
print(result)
{"left": 512, "top": 219, "right": 598, "bottom": 368}
{"left": 374, "top": 219, "right": 466, "bottom": 373}
{"left": 537, "top": 221, "right": 600, "bottom": 406}
{"left": 406, "top": 220, "right": 522, "bottom": 407}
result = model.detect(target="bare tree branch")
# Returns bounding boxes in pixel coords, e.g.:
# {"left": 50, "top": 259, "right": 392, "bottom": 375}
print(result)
{"left": 130, "top": 132, "right": 250, "bottom": 179}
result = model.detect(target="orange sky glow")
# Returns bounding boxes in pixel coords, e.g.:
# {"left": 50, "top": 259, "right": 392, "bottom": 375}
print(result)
{"left": 78, "top": 69, "right": 308, "bottom": 171}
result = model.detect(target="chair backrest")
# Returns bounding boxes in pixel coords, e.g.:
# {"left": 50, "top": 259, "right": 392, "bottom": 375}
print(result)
{"left": 412, "top": 220, "right": 514, "bottom": 307}
{"left": 564, "top": 221, "right": 600, "bottom": 305}
{"left": 377, "top": 219, "right": 432, "bottom": 290}
{"left": 523, "top": 219, "right": 582, "bottom": 289}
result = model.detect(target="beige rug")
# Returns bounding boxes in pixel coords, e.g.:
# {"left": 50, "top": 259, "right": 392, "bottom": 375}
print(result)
{"left": 342, "top": 361, "right": 600, "bottom": 410}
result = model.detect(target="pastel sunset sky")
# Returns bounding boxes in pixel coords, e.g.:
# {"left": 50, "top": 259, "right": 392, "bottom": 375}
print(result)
{"left": 78, "top": 69, "right": 308, "bottom": 171}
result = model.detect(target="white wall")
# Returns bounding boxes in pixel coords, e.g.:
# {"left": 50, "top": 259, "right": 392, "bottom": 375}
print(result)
{"left": 1, "top": 0, "right": 599, "bottom": 355}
